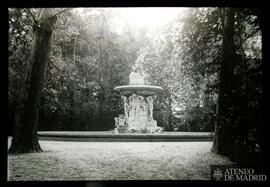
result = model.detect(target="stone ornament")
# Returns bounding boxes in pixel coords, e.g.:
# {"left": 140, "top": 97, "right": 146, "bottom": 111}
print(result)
{"left": 114, "top": 69, "right": 163, "bottom": 133}
{"left": 146, "top": 96, "right": 153, "bottom": 120}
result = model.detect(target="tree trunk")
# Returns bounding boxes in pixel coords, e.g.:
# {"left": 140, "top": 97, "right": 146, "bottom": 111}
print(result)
{"left": 69, "top": 89, "right": 75, "bottom": 131}
{"left": 98, "top": 85, "right": 105, "bottom": 128}
{"left": 9, "top": 9, "right": 57, "bottom": 154}
{"left": 212, "top": 8, "right": 236, "bottom": 154}
{"left": 168, "top": 95, "right": 172, "bottom": 130}
{"left": 73, "top": 34, "right": 78, "bottom": 63}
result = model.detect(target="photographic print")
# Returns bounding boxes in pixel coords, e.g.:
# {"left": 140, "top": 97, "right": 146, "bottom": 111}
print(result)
{"left": 7, "top": 7, "right": 266, "bottom": 181}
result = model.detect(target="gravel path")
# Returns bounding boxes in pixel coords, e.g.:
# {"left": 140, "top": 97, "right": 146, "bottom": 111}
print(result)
{"left": 8, "top": 139, "right": 232, "bottom": 180}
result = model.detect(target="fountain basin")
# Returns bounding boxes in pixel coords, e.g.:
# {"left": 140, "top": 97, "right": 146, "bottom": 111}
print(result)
{"left": 37, "top": 131, "right": 214, "bottom": 142}
{"left": 114, "top": 85, "right": 163, "bottom": 96}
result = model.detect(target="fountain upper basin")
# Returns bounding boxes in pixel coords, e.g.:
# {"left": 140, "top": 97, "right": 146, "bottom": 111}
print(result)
{"left": 114, "top": 85, "right": 163, "bottom": 96}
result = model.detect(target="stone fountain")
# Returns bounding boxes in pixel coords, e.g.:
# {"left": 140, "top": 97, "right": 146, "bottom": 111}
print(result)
{"left": 114, "top": 70, "right": 163, "bottom": 133}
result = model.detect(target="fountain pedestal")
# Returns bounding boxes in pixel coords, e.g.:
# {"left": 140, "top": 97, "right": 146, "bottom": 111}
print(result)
{"left": 125, "top": 94, "right": 157, "bottom": 132}
{"left": 114, "top": 72, "right": 163, "bottom": 133}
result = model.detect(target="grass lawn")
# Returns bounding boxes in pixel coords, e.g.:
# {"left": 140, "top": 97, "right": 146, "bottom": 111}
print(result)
{"left": 8, "top": 138, "right": 232, "bottom": 180}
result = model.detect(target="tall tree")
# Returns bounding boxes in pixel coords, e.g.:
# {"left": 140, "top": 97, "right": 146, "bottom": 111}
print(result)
{"left": 211, "top": 8, "right": 236, "bottom": 154}
{"left": 9, "top": 9, "right": 57, "bottom": 153}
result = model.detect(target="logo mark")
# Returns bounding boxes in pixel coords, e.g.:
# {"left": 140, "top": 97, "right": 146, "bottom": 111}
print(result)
{"left": 213, "top": 168, "right": 223, "bottom": 181}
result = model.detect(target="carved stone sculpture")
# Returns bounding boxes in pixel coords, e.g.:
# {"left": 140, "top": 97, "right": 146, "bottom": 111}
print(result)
{"left": 129, "top": 93, "right": 136, "bottom": 118}
{"left": 121, "top": 96, "right": 129, "bottom": 119}
{"left": 146, "top": 96, "right": 153, "bottom": 120}
{"left": 114, "top": 69, "right": 163, "bottom": 133}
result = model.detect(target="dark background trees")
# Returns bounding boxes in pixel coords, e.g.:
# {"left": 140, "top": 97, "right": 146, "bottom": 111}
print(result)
{"left": 9, "top": 8, "right": 136, "bottom": 134}
{"left": 8, "top": 8, "right": 263, "bottom": 163}
{"left": 175, "top": 8, "right": 263, "bottom": 164}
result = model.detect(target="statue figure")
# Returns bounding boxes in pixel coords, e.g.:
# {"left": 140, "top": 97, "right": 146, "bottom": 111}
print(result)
{"left": 146, "top": 96, "right": 153, "bottom": 120}
{"left": 135, "top": 95, "right": 144, "bottom": 117}
{"left": 140, "top": 98, "right": 148, "bottom": 111}
{"left": 129, "top": 93, "right": 136, "bottom": 118}
{"left": 121, "top": 96, "right": 129, "bottom": 119}
{"left": 129, "top": 93, "right": 144, "bottom": 118}
{"left": 137, "top": 94, "right": 144, "bottom": 105}
{"left": 114, "top": 115, "right": 126, "bottom": 133}
{"left": 114, "top": 116, "right": 125, "bottom": 127}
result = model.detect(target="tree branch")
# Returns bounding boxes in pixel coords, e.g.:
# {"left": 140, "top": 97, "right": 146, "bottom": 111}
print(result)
{"left": 37, "top": 9, "right": 42, "bottom": 19}
{"left": 218, "top": 8, "right": 225, "bottom": 35}
{"left": 52, "top": 8, "right": 73, "bottom": 17}
{"left": 235, "top": 29, "right": 260, "bottom": 51}
{"left": 26, "top": 9, "right": 37, "bottom": 23}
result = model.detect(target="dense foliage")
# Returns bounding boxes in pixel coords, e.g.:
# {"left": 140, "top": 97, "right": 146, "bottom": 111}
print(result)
{"left": 9, "top": 9, "right": 139, "bottom": 132}
{"left": 180, "top": 8, "right": 263, "bottom": 164}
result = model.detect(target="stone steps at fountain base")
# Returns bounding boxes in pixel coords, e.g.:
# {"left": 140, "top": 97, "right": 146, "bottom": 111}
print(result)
{"left": 38, "top": 131, "right": 214, "bottom": 142}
